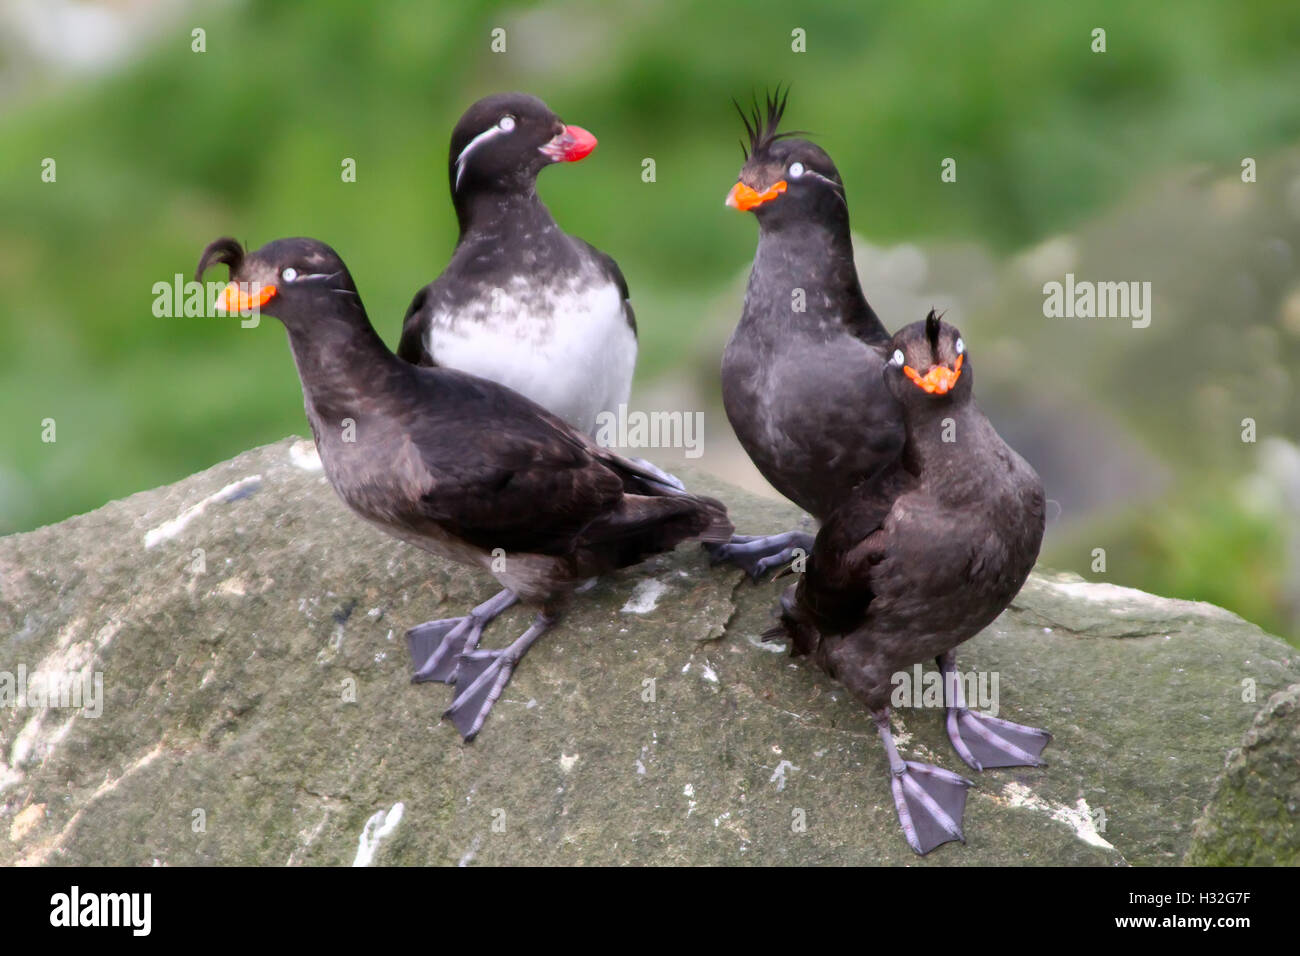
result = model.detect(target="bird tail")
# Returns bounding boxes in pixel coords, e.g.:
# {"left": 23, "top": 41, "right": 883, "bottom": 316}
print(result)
{"left": 595, "top": 449, "right": 732, "bottom": 541}
{"left": 580, "top": 491, "right": 733, "bottom": 572}
{"left": 616, "top": 455, "right": 688, "bottom": 494}
{"left": 676, "top": 491, "right": 734, "bottom": 544}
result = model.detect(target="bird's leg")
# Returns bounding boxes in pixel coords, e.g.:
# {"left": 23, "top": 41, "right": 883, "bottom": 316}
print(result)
{"left": 406, "top": 588, "right": 518, "bottom": 684}
{"left": 705, "top": 530, "right": 815, "bottom": 580}
{"left": 443, "top": 612, "right": 555, "bottom": 741}
{"left": 874, "top": 709, "right": 973, "bottom": 855}
{"left": 939, "top": 650, "right": 1051, "bottom": 770}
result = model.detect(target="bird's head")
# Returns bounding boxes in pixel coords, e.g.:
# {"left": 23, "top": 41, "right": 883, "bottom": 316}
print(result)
{"left": 884, "top": 310, "right": 971, "bottom": 403}
{"left": 196, "top": 236, "right": 360, "bottom": 330}
{"left": 725, "top": 87, "right": 847, "bottom": 226}
{"left": 448, "top": 92, "right": 596, "bottom": 196}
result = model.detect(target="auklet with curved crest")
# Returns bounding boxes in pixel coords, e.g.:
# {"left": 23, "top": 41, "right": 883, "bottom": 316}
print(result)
{"left": 712, "top": 88, "right": 905, "bottom": 579}
{"left": 767, "top": 311, "right": 1050, "bottom": 855}
{"left": 398, "top": 92, "right": 634, "bottom": 438}
{"left": 197, "top": 236, "right": 732, "bottom": 741}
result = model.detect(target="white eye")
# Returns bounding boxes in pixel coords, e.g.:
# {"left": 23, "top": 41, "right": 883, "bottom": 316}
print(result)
{"left": 498, "top": 115, "right": 516, "bottom": 132}
{"left": 789, "top": 161, "right": 805, "bottom": 178}
{"left": 955, "top": 337, "right": 965, "bottom": 355}
{"left": 890, "top": 349, "right": 905, "bottom": 367}
{"left": 281, "top": 267, "right": 298, "bottom": 282}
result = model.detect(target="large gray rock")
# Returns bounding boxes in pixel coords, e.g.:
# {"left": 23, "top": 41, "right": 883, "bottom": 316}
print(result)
{"left": 1186, "top": 682, "right": 1300, "bottom": 866}
{"left": 1, "top": 438, "right": 1295, "bottom": 865}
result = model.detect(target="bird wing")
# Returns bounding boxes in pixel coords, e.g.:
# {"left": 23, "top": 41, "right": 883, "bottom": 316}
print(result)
{"left": 763, "top": 463, "right": 912, "bottom": 654}
{"left": 396, "top": 285, "right": 435, "bottom": 366}
{"left": 574, "top": 237, "right": 636, "bottom": 337}
{"left": 377, "top": 367, "right": 627, "bottom": 555}
{"left": 801, "top": 465, "right": 913, "bottom": 632}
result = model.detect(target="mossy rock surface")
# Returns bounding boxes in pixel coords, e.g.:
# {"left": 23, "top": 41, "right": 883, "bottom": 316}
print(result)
{"left": 1, "top": 438, "right": 1295, "bottom": 865}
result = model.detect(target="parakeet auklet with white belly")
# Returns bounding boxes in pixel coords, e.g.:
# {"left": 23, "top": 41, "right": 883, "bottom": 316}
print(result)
{"left": 396, "top": 93, "right": 684, "bottom": 680}
{"left": 398, "top": 92, "right": 635, "bottom": 438}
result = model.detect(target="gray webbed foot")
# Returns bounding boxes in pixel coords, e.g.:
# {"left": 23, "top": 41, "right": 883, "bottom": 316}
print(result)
{"left": 889, "top": 760, "right": 973, "bottom": 855}
{"left": 443, "top": 613, "right": 553, "bottom": 741}
{"left": 936, "top": 650, "right": 1051, "bottom": 770}
{"left": 875, "top": 710, "right": 973, "bottom": 855}
{"left": 946, "top": 707, "right": 1052, "bottom": 770}
{"left": 406, "top": 588, "right": 517, "bottom": 684}
{"left": 705, "top": 530, "right": 815, "bottom": 581}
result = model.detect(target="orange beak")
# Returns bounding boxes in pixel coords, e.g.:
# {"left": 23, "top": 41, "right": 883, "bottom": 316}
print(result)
{"left": 220, "top": 281, "right": 276, "bottom": 313}
{"left": 725, "top": 179, "right": 787, "bottom": 211}
{"left": 903, "top": 354, "right": 964, "bottom": 394}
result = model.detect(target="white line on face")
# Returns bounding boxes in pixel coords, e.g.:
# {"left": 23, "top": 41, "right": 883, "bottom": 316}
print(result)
{"left": 454, "top": 119, "right": 513, "bottom": 190}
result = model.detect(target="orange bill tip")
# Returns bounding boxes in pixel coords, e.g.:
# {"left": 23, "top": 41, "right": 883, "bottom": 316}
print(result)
{"left": 725, "top": 179, "right": 788, "bottom": 211}
{"left": 220, "top": 281, "right": 276, "bottom": 313}
{"left": 903, "top": 353, "right": 964, "bottom": 394}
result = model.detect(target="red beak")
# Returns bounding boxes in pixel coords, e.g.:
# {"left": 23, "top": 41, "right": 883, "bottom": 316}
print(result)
{"left": 539, "top": 125, "right": 597, "bottom": 163}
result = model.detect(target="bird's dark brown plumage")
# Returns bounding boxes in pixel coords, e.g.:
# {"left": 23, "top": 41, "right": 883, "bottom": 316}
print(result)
{"left": 710, "top": 91, "right": 903, "bottom": 578}
{"left": 766, "top": 313, "right": 1049, "bottom": 854}
{"left": 197, "top": 235, "right": 730, "bottom": 740}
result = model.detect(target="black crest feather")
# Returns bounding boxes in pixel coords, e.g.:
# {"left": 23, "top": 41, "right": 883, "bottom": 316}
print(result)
{"left": 196, "top": 237, "right": 245, "bottom": 281}
{"left": 733, "top": 84, "right": 803, "bottom": 159}
{"left": 925, "top": 308, "right": 945, "bottom": 352}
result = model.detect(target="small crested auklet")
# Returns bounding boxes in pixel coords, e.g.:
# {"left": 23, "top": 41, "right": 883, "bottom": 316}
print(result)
{"left": 198, "top": 236, "right": 732, "bottom": 741}
{"left": 713, "top": 89, "right": 905, "bottom": 578}
{"left": 398, "top": 92, "right": 637, "bottom": 438}
{"left": 767, "top": 311, "right": 1049, "bottom": 855}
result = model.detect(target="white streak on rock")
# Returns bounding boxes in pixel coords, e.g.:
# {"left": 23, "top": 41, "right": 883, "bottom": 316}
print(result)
{"left": 144, "top": 476, "right": 262, "bottom": 548}
{"left": 289, "top": 440, "right": 322, "bottom": 471}
{"left": 998, "top": 782, "right": 1115, "bottom": 850}
{"left": 745, "top": 632, "right": 786, "bottom": 653}
{"left": 457, "top": 835, "right": 482, "bottom": 867}
{"left": 621, "top": 578, "right": 666, "bottom": 615}
{"left": 352, "top": 801, "right": 405, "bottom": 867}
{"left": 15, "top": 744, "right": 163, "bottom": 865}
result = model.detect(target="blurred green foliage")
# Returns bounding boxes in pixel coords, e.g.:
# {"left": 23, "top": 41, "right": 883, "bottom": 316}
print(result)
{"left": 2, "top": 0, "right": 1299, "bottom": 640}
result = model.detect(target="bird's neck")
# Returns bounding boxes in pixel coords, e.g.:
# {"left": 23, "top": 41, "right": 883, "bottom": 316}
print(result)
{"left": 454, "top": 186, "right": 555, "bottom": 240}
{"left": 752, "top": 219, "right": 886, "bottom": 342}
{"left": 901, "top": 401, "right": 993, "bottom": 498}
{"left": 281, "top": 299, "right": 398, "bottom": 424}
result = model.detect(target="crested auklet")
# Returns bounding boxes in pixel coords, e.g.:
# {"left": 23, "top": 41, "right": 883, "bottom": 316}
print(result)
{"left": 713, "top": 89, "right": 904, "bottom": 579}
{"left": 398, "top": 92, "right": 636, "bottom": 438}
{"left": 767, "top": 311, "right": 1049, "bottom": 855}
{"left": 197, "top": 236, "right": 732, "bottom": 741}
